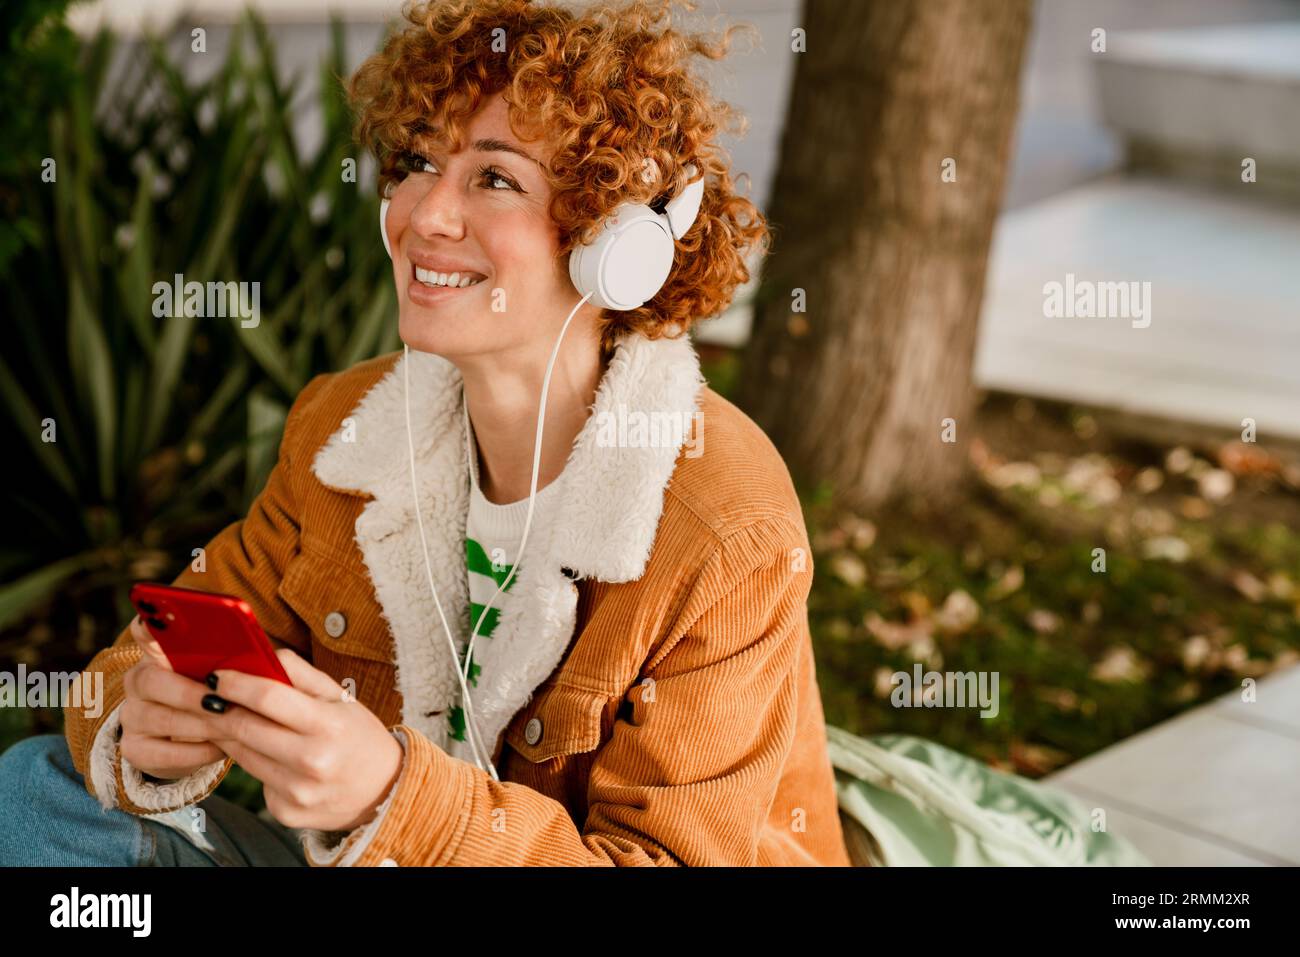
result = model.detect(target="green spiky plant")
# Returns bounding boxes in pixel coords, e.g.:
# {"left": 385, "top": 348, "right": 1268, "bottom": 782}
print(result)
{"left": 0, "top": 9, "right": 397, "bottom": 759}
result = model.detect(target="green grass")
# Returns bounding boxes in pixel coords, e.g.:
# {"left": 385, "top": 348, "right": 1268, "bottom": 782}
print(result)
{"left": 801, "top": 440, "right": 1300, "bottom": 777}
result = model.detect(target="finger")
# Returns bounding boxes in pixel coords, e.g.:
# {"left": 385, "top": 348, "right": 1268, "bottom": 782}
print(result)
{"left": 130, "top": 616, "right": 174, "bottom": 672}
{"left": 122, "top": 697, "right": 226, "bottom": 743}
{"left": 217, "top": 736, "right": 290, "bottom": 791}
{"left": 130, "top": 661, "right": 214, "bottom": 714}
{"left": 202, "top": 699, "right": 314, "bottom": 770}
{"left": 274, "top": 647, "right": 346, "bottom": 701}
{"left": 209, "top": 667, "right": 324, "bottom": 735}
{"left": 120, "top": 733, "right": 226, "bottom": 772}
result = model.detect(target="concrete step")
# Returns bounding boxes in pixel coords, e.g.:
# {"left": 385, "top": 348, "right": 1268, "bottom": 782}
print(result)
{"left": 1044, "top": 664, "right": 1300, "bottom": 866}
{"left": 973, "top": 175, "right": 1300, "bottom": 439}
{"left": 1095, "top": 22, "right": 1300, "bottom": 186}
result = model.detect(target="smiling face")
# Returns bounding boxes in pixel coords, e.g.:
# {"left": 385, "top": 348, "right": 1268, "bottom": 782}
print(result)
{"left": 384, "top": 91, "right": 594, "bottom": 362}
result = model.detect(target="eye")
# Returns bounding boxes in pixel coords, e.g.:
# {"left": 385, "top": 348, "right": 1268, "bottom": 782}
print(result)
{"left": 396, "top": 151, "right": 437, "bottom": 176}
{"left": 477, "top": 164, "right": 522, "bottom": 192}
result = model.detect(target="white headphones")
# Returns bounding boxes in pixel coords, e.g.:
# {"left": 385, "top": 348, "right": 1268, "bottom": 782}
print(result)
{"left": 381, "top": 162, "right": 704, "bottom": 310}
{"left": 388, "top": 161, "right": 704, "bottom": 781}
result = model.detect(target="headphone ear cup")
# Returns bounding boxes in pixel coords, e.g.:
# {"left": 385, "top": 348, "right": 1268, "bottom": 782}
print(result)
{"left": 569, "top": 206, "right": 672, "bottom": 311}
{"left": 379, "top": 198, "right": 392, "bottom": 259}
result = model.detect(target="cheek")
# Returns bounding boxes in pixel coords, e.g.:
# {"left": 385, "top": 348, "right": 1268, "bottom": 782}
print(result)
{"left": 480, "top": 210, "right": 565, "bottom": 288}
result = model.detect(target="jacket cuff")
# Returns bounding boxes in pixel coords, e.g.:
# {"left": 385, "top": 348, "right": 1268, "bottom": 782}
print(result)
{"left": 299, "top": 728, "right": 408, "bottom": 867}
{"left": 88, "top": 703, "right": 231, "bottom": 814}
{"left": 303, "top": 725, "right": 473, "bottom": 867}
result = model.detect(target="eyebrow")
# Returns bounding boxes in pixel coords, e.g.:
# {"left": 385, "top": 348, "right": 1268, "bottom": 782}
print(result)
{"left": 412, "top": 123, "right": 547, "bottom": 172}
{"left": 472, "top": 137, "right": 546, "bottom": 169}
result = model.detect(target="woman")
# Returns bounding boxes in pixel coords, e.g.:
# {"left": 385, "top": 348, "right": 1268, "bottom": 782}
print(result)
{"left": 0, "top": 0, "right": 852, "bottom": 867}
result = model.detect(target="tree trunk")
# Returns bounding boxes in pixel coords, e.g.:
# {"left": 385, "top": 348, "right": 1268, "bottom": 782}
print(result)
{"left": 736, "top": 0, "right": 1032, "bottom": 511}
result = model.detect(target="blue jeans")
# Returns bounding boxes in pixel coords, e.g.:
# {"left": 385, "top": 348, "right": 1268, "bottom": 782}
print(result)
{"left": 0, "top": 734, "right": 308, "bottom": 866}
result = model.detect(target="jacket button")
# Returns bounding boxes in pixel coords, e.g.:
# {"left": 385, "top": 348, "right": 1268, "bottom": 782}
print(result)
{"left": 524, "top": 717, "right": 543, "bottom": 746}
{"left": 324, "top": 611, "right": 347, "bottom": 638}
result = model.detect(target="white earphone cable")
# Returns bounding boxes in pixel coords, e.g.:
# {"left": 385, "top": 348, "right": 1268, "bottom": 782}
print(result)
{"left": 403, "top": 346, "right": 488, "bottom": 774}
{"left": 455, "top": 291, "right": 594, "bottom": 778}
{"left": 403, "top": 290, "right": 594, "bottom": 782}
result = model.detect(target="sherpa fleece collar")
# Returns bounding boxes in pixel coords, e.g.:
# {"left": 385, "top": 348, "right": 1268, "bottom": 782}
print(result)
{"left": 310, "top": 331, "right": 705, "bottom": 763}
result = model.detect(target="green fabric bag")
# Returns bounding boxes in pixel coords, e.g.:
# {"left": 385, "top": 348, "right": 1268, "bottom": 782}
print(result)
{"left": 827, "top": 725, "right": 1151, "bottom": 866}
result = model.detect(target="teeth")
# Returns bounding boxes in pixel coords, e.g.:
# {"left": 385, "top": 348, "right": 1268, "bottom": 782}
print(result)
{"left": 415, "top": 266, "right": 485, "bottom": 288}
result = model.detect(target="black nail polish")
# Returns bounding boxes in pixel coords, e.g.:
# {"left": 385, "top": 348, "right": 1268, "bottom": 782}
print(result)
{"left": 205, "top": 672, "right": 219, "bottom": 690}
{"left": 202, "top": 694, "right": 228, "bottom": 714}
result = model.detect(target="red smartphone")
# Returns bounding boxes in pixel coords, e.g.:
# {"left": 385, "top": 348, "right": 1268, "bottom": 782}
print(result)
{"left": 129, "top": 582, "right": 293, "bottom": 687}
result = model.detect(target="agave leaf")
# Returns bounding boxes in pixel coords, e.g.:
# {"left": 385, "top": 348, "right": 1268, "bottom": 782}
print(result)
{"left": 153, "top": 446, "right": 245, "bottom": 523}
{"left": 68, "top": 78, "right": 102, "bottom": 303}
{"left": 243, "top": 389, "right": 287, "bottom": 506}
{"left": 0, "top": 353, "right": 77, "bottom": 499}
{"left": 120, "top": 160, "right": 158, "bottom": 356}
{"left": 66, "top": 269, "right": 117, "bottom": 499}
{"left": 141, "top": 146, "right": 262, "bottom": 453}
{"left": 119, "top": 361, "right": 147, "bottom": 473}
{"left": 6, "top": 274, "right": 87, "bottom": 478}
{"left": 231, "top": 313, "right": 297, "bottom": 396}
{"left": 0, "top": 553, "right": 98, "bottom": 632}
{"left": 339, "top": 282, "right": 397, "bottom": 370}
{"left": 184, "top": 356, "right": 252, "bottom": 445}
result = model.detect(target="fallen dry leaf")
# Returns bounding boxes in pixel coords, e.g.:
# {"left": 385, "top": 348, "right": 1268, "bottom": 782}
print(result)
{"left": 1132, "top": 507, "right": 1176, "bottom": 535}
{"left": 864, "top": 612, "right": 932, "bottom": 651}
{"left": 987, "top": 461, "right": 1041, "bottom": 490}
{"left": 1267, "top": 573, "right": 1294, "bottom": 600}
{"left": 841, "top": 514, "right": 877, "bottom": 551}
{"left": 1165, "top": 447, "right": 1194, "bottom": 475}
{"left": 1035, "top": 687, "right": 1079, "bottom": 711}
{"left": 1133, "top": 467, "right": 1164, "bottom": 494}
{"left": 1091, "top": 646, "right": 1151, "bottom": 683}
{"left": 1142, "top": 536, "right": 1190, "bottom": 562}
{"left": 987, "top": 565, "right": 1024, "bottom": 600}
{"left": 1009, "top": 741, "right": 1071, "bottom": 775}
{"left": 1063, "top": 455, "right": 1121, "bottom": 506}
{"left": 1081, "top": 600, "right": 1103, "bottom": 625}
{"left": 934, "top": 589, "right": 980, "bottom": 635}
{"left": 1230, "top": 570, "right": 1267, "bottom": 602}
{"left": 1181, "top": 634, "right": 1214, "bottom": 672}
{"left": 968, "top": 437, "right": 993, "bottom": 471}
{"left": 873, "top": 667, "right": 897, "bottom": 699}
{"left": 828, "top": 551, "right": 867, "bottom": 588}
{"left": 899, "top": 589, "right": 932, "bottom": 620}
{"left": 1026, "top": 609, "right": 1062, "bottom": 635}
{"left": 1217, "top": 441, "right": 1282, "bottom": 477}
{"left": 1197, "top": 468, "right": 1235, "bottom": 502}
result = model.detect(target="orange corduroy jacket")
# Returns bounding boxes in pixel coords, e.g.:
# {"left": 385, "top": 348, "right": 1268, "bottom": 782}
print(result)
{"left": 63, "top": 331, "right": 851, "bottom": 867}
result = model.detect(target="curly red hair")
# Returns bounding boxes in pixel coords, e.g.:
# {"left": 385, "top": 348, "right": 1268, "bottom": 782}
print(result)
{"left": 349, "top": 0, "right": 769, "bottom": 351}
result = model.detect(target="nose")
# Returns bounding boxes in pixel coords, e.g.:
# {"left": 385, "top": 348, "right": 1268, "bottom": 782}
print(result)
{"left": 406, "top": 171, "right": 466, "bottom": 244}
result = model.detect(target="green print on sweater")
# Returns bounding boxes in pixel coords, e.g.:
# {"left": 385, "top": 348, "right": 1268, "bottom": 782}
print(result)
{"left": 448, "top": 704, "right": 467, "bottom": 742}
{"left": 451, "top": 536, "right": 517, "bottom": 742}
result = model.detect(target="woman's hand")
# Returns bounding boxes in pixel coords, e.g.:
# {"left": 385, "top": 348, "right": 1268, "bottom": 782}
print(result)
{"left": 119, "top": 617, "right": 230, "bottom": 780}
{"left": 202, "top": 648, "right": 404, "bottom": 833}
